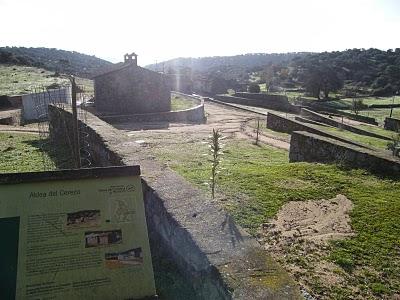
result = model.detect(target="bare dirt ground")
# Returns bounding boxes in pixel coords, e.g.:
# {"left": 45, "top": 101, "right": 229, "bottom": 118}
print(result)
{"left": 258, "top": 194, "right": 355, "bottom": 298}
{"left": 0, "top": 124, "right": 40, "bottom": 133}
{"left": 0, "top": 108, "right": 20, "bottom": 119}
{"left": 111, "top": 101, "right": 291, "bottom": 149}
{"left": 262, "top": 194, "right": 354, "bottom": 243}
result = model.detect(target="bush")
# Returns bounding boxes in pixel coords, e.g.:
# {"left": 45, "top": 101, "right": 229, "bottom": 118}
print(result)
{"left": 248, "top": 83, "right": 260, "bottom": 93}
{"left": 387, "top": 134, "right": 400, "bottom": 157}
{"left": 372, "top": 84, "right": 395, "bottom": 96}
{"left": 351, "top": 99, "right": 367, "bottom": 115}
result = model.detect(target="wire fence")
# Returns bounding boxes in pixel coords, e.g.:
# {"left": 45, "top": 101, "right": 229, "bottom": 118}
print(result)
{"left": 33, "top": 80, "right": 93, "bottom": 170}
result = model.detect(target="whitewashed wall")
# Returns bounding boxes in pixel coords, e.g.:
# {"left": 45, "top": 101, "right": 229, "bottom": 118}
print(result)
{"left": 22, "top": 87, "right": 72, "bottom": 121}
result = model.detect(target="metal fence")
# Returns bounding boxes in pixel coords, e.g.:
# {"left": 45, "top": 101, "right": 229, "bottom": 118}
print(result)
{"left": 33, "top": 77, "right": 93, "bottom": 170}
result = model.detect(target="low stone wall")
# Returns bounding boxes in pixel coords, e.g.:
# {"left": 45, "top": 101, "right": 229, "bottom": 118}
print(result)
{"left": 369, "top": 103, "right": 400, "bottom": 109}
{"left": 300, "top": 108, "right": 391, "bottom": 141}
{"left": 99, "top": 92, "right": 205, "bottom": 124}
{"left": 48, "top": 105, "right": 300, "bottom": 299}
{"left": 215, "top": 94, "right": 300, "bottom": 113}
{"left": 336, "top": 110, "right": 378, "bottom": 125}
{"left": 48, "top": 105, "right": 123, "bottom": 167}
{"left": 290, "top": 131, "right": 400, "bottom": 176}
{"left": 384, "top": 117, "right": 400, "bottom": 132}
{"left": 234, "top": 92, "right": 287, "bottom": 102}
{"left": 294, "top": 116, "right": 329, "bottom": 127}
{"left": 302, "top": 103, "right": 378, "bottom": 125}
{"left": 267, "top": 112, "right": 375, "bottom": 150}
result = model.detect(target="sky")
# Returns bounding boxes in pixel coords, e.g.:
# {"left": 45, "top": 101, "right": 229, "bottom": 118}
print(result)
{"left": 0, "top": 0, "right": 399, "bottom": 66}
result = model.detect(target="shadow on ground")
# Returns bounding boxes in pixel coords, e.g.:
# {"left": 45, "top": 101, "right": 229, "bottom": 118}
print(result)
{"left": 24, "top": 138, "right": 74, "bottom": 170}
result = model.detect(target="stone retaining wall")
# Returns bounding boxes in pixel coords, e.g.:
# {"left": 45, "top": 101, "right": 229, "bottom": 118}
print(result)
{"left": 290, "top": 131, "right": 400, "bottom": 176}
{"left": 215, "top": 94, "right": 300, "bottom": 113}
{"left": 302, "top": 103, "right": 378, "bottom": 125}
{"left": 333, "top": 110, "right": 378, "bottom": 125}
{"left": 267, "top": 112, "right": 375, "bottom": 150}
{"left": 369, "top": 103, "right": 400, "bottom": 109}
{"left": 300, "top": 108, "right": 391, "bottom": 141}
{"left": 48, "top": 105, "right": 300, "bottom": 299}
{"left": 384, "top": 117, "right": 400, "bottom": 132}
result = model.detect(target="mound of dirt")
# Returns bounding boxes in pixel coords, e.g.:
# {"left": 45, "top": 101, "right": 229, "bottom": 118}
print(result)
{"left": 261, "top": 194, "right": 354, "bottom": 246}
{"left": 258, "top": 195, "right": 355, "bottom": 298}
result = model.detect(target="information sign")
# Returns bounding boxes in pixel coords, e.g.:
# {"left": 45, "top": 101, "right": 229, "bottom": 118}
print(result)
{"left": 0, "top": 166, "right": 156, "bottom": 300}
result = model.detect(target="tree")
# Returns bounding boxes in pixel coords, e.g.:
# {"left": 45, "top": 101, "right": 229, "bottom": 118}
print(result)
{"left": 261, "top": 64, "right": 276, "bottom": 93}
{"left": 299, "top": 61, "right": 343, "bottom": 100}
{"left": 351, "top": 99, "right": 365, "bottom": 115}
{"left": 248, "top": 83, "right": 261, "bottom": 93}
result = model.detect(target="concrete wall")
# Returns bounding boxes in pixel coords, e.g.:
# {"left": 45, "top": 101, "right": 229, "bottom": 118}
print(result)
{"left": 300, "top": 108, "right": 391, "bottom": 141}
{"left": 48, "top": 105, "right": 300, "bottom": 299}
{"left": 99, "top": 92, "right": 205, "bottom": 124}
{"left": 267, "top": 112, "right": 376, "bottom": 150}
{"left": 290, "top": 131, "right": 400, "bottom": 176}
{"left": 215, "top": 94, "right": 300, "bottom": 113}
{"left": 22, "top": 87, "right": 71, "bottom": 121}
{"left": 384, "top": 117, "right": 400, "bottom": 132}
{"left": 94, "top": 65, "right": 171, "bottom": 114}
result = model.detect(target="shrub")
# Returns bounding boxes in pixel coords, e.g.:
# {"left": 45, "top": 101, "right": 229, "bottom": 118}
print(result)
{"left": 209, "top": 129, "right": 224, "bottom": 199}
{"left": 351, "top": 99, "right": 367, "bottom": 115}
{"left": 372, "top": 84, "right": 395, "bottom": 96}
{"left": 387, "top": 134, "right": 400, "bottom": 157}
{"left": 248, "top": 83, "right": 261, "bottom": 93}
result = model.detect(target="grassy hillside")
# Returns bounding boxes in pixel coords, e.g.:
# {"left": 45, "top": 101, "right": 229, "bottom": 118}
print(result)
{"left": 0, "top": 65, "right": 93, "bottom": 96}
{"left": 0, "top": 47, "right": 111, "bottom": 78}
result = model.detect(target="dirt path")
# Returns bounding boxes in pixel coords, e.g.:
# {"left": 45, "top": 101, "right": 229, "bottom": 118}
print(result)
{"left": 0, "top": 124, "right": 41, "bottom": 134}
{"left": 0, "top": 108, "right": 20, "bottom": 118}
{"left": 111, "top": 101, "right": 290, "bottom": 150}
{"left": 240, "top": 125, "right": 290, "bottom": 150}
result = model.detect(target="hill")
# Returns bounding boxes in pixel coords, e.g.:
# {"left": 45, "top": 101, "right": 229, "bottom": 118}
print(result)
{"left": 0, "top": 47, "right": 111, "bottom": 78}
{"left": 292, "top": 48, "right": 400, "bottom": 96}
{"left": 0, "top": 65, "right": 93, "bottom": 96}
{"left": 146, "top": 53, "right": 309, "bottom": 73}
{"left": 148, "top": 49, "right": 400, "bottom": 97}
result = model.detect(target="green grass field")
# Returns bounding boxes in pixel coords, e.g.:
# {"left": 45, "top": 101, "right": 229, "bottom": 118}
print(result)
{"left": 343, "top": 108, "right": 400, "bottom": 125}
{"left": 0, "top": 132, "right": 75, "bottom": 172}
{"left": 171, "top": 95, "right": 198, "bottom": 111}
{"left": 310, "top": 124, "right": 391, "bottom": 150}
{"left": 0, "top": 132, "right": 54, "bottom": 172}
{"left": 153, "top": 136, "right": 400, "bottom": 299}
{"left": 0, "top": 65, "right": 93, "bottom": 96}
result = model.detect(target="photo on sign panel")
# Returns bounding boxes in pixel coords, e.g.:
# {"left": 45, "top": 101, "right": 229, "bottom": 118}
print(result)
{"left": 84, "top": 229, "right": 122, "bottom": 248}
{"left": 105, "top": 247, "right": 143, "bottom": 268}
{"left": 66, "top": 210, "right": 100, "bottom": 228}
